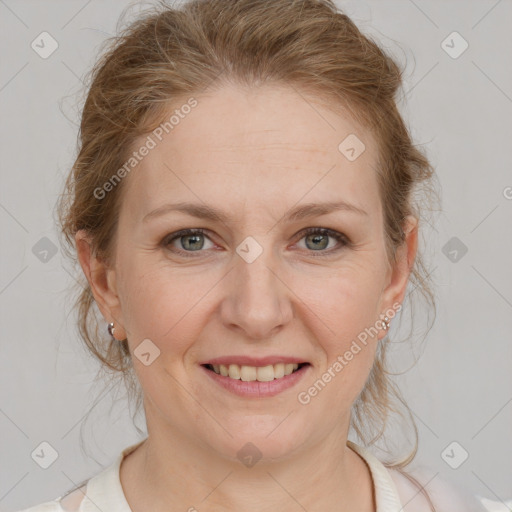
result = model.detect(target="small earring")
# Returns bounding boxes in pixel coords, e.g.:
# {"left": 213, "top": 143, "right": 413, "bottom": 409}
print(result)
{"left": 382, "top": 316, "right": 390, "bottom": 331}
{"left": 108, "top": 322, "right": 117, "bottom": 340}
{"left": 108, "top": 322, "right": 128, "bottom": 343}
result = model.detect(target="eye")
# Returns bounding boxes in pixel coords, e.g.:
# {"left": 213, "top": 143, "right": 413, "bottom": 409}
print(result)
{"left": 162, "top": 227, "right": 350, "bottom": 258}
{"left": 295, "top": 227, "right": 350, "bottom": 256}
{"left": 162, "top": 228, "right": 215, "bottom": 257}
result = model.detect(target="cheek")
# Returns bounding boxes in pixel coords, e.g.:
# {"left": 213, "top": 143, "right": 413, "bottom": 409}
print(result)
{"left": 118, "top": 260, "right": 205, "bottom": 353}
{"left": 296, "top": 264, "right": 384, "bottom": 340}
{"left": 292, "top": 268, "right": 383, "bottom": 393}
{"left": 304, "top": 283, "right": 380, "bottom": 406}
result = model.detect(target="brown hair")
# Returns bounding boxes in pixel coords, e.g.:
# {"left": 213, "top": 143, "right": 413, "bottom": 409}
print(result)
{"left": 56, "top": 0, "right": 440, "bottom": 508}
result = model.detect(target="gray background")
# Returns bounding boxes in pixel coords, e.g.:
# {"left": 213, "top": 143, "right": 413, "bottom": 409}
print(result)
{"left": 1, "top": 0, "right": 511, "bottom": 510}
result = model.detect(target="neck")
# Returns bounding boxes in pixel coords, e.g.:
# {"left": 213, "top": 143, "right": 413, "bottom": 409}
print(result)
{"left": 120, "top": 422, "right": 375, "bottom": 512}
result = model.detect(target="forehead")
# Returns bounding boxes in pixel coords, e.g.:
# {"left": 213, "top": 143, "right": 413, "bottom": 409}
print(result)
{"left": 120, "top": 83, "right": 381, "bottom": 223}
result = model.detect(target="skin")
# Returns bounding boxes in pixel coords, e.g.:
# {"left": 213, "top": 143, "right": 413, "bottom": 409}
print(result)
{"left": 76, "top": 82, "right": 418, "bottom": 512}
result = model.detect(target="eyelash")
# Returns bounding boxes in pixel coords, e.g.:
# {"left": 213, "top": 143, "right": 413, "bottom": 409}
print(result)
{"left": 162, "top": 227, "right": 350, "bottom": 258}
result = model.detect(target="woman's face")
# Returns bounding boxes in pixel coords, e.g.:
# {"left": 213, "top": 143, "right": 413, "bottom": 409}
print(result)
{"left": 79, "top": 83, "right": 416, "bottom": 462}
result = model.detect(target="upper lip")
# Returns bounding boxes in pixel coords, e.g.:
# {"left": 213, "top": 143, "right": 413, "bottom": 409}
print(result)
{"left": 200, "top": 356, "right": 309, "bottom": 367}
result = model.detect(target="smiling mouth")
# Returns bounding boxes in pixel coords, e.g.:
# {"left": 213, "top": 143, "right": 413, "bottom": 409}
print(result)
{"left": 202, "top": 362, "right": 309, "bottom": 382}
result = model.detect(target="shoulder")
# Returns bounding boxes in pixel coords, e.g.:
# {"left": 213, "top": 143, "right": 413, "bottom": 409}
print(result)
{"left": 16, "top": 441, "right": 143, "bottom": 512}
{"left": 16, "top": 483, "right": 87, "bottom": 512}
{"left": 387, "top": 466, "right": 501, "bottom": 512}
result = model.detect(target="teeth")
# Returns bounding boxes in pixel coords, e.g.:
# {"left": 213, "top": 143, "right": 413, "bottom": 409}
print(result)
{"left": 209, "top": 362, "right": 301, "bottom": 381}
{"left": 256, "top": 365, "right": 274, "bottom": 382}
{"left": 228, "top": 364, "right": 240, "bottom": 379}
{"left": 240, "top": 365, "right": 257, "bottom": 381}
{"left": 274, "top": 363, "right": 285, "bottom": 379}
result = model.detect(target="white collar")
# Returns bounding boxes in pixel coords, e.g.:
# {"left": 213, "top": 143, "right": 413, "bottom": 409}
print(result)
{"left": 81, "top": 439, "right": 404, "bottom": 512}
{"left": 347, "top": 441, "right": 404, "bottom": 511}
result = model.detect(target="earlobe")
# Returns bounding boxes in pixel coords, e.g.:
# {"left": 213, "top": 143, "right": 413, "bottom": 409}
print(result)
{"left": 75, "top": 230, "right": 122, "bottom": 329}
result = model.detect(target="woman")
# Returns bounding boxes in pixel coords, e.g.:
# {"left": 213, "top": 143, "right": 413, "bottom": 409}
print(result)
{"left": 17, "top": 0, "right": 503, "bottom": 510}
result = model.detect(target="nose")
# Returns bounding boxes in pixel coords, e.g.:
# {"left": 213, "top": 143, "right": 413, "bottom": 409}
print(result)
{"left": 219, "top": 248, "right": 293, "bottom": 340}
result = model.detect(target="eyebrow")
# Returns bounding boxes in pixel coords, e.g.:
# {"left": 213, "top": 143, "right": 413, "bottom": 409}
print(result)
{"left": 142, "top": 200, "right": 368, "bottom": 224}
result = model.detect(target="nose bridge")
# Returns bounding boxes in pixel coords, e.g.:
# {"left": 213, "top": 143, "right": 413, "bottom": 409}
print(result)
{"left": 224, "top": 236, "right": 289, "bottom": 337}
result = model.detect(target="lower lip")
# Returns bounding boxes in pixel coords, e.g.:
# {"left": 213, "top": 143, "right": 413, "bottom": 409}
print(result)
{"left": 200, "top": 364, "right": 311, "bottom": 398}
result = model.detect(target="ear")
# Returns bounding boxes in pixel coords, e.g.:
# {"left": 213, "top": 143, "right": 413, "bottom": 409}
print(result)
{"left": 75, "top": 230, "right": 127, "bottom": 340}
{"left": 377, "top": 215, "right": 418, "bottom": 338}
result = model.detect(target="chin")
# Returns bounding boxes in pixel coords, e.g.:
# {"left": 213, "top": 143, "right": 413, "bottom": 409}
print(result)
{"left": 205, "top": 418, "right": 309, "bottom": 465}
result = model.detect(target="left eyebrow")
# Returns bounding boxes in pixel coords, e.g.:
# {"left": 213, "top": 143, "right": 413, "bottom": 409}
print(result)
{"left": 142, "top": 200, "right": 368, "bottom": 224}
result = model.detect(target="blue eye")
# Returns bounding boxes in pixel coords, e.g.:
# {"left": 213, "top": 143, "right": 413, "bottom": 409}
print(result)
{"left": 162, "top": 227, "right": 350, "bottom": 258}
